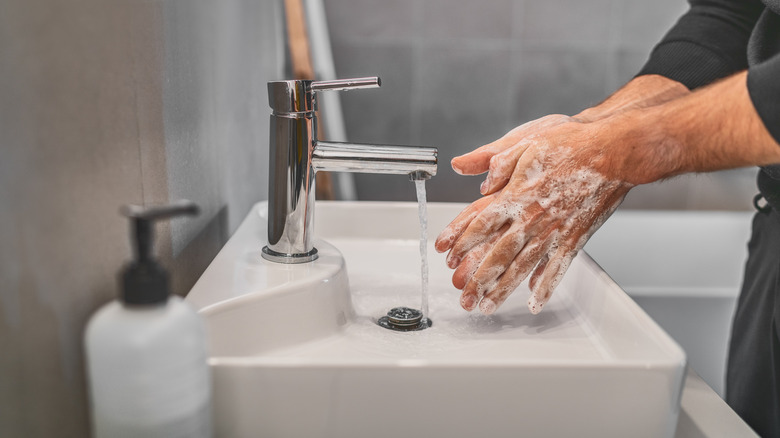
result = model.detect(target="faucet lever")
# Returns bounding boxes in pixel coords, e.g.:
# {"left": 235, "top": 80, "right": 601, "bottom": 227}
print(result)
{"left": 310, "top": 77, "right": 380, "bottom": 92}
{"left": 267, "top": 77, "right": 380, "bottom": 115}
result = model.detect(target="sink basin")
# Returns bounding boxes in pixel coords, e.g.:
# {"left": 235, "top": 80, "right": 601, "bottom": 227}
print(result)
{"left": 187, "top": 201, "right": 686, "bottom": 438}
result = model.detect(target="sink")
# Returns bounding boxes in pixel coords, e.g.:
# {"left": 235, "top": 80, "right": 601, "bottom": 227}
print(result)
{"left": 187, "top": 201, "right": 686, "bottom": 438}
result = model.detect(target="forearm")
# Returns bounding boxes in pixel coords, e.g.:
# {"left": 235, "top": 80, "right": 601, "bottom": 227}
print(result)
{"left": 604, "top": 71, "right": 780, "bottom": 185}
{"left": 452, "top": 74, "right": 691, "bottom": 186}
{"left": 576, "top": 74, "right": 690, "bottom": 122}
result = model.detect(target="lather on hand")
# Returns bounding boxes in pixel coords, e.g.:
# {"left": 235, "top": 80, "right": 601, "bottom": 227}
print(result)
{"left": 436, "top": 72, "right": 780, "bottom": 315}
{"left": 435, "top": 118, "right": 632, "bottom": 315}
{"left": 435, "top": 75, "right": 690, "bottom": 315}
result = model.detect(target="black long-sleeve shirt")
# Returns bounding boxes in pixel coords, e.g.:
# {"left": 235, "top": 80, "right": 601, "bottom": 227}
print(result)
{"left": 639, "top": 0, "right": 780, "bottom": 200}
{"left": 638, "top": 0, "right": 780, "bottom": 141}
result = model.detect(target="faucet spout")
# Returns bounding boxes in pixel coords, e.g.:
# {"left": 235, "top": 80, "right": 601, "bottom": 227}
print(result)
{"left": 262, "top": 77, "right": 438, "bottom": 264}
{"left": 408, "top": 170, "right": 433, "bottom": 181}
{"left": 312, "top": 141, "right": 437, "bottom": 177}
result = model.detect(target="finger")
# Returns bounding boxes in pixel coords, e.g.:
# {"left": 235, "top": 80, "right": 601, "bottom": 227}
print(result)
{"left": 451, "top": 135, "right": 521, "bottom": 176}
{"left": 456, "top": 225, "right": 511, "bottom": 311}
{"left": 467, "top": 223, "right": 528, "bottom": 291}
{"left": 523, "top": 207, "right": 566, "bottom": 299}
{"left": 528, "top": 252, "right": 550, "bottom": 295}
{"left": 451, "top": 227, "right": 506, "bottom": 289}
{"left": 458, "top": 201, "right": 543, "bottom": 273}
{"left": 522, "top": 204, "right": 609, "bottom": 314}
{"left": 435, "top": 194, "right": 495, "bottom": 253}
{"left": 480, "top": 140, "right": 532, "bottom": 195}
{"left": 457, "top": 246, "right": 498, "bottom": 311}
{"left": 452, "top": 249, "right": 483, "bottom": 291}
{"left": 528, "top": 248, "right": 577, "bottom": 314}
{"left": 479, "top": 229, "right": 557, "bottom": 315}
{"left": 454, "top": 114, "right": 573, "bottom": 176}
{"left": 447, "top": 205, "right": 506, "bottom": 268}
{"left": 451, "top": 150, "right": 492, "bottom": 176}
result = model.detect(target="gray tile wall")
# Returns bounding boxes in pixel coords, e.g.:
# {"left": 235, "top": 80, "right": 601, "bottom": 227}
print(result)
{"left": 324, "top": 0, "right": 757, "bottom": 210}
{"left": 0, "top": 0, "right": 280, "bottom": 436}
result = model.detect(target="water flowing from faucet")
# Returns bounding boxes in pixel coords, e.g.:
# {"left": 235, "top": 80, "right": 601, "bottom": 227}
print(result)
{"left": 415, "top": 179, "right": 430, "bottom": 324}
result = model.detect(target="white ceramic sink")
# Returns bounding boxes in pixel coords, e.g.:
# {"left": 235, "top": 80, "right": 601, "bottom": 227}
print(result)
{"left": 187, "top": 201, "right": 686, "bottom": 438}
{"left": 584, "top": 211, "right": 752, "bottom": 397}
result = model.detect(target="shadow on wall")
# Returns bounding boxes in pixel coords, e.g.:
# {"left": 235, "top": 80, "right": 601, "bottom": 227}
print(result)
{"left": 172, "top": 206, "right": 230, "bottom": 297}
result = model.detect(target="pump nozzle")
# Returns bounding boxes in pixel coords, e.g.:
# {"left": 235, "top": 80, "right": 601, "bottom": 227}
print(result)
{"left": 119, "top": 200, "right": 200, "bottom": 305}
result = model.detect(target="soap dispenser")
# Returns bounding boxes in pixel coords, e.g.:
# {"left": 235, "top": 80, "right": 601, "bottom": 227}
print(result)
{"left": 85, "top": 200, "right": 212, "bottom": 438}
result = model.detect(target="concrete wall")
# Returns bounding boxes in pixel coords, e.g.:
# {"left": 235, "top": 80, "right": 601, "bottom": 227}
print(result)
{"left": 0, "top": 0, "right": 280, "bottom": 436}
{"left": 324, "top": 0, "right": 757, "bottom": 210}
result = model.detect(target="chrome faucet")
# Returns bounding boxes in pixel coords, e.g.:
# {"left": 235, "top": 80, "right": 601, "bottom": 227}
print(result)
{"left": 262, "top": 77, "right": 438, "bottom": 264}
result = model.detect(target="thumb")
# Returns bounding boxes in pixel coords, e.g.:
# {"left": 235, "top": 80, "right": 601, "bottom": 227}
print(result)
{"left": 451, "top": 149, "right": 493, "bottom": 175}
{"left": 451, "top": 135, "right": 518, "bottom": 175}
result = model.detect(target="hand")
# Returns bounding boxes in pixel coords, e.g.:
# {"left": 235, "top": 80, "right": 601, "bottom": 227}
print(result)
{"left": 436, "top": 120, "right": 633, "bottom": 315}
{"left": 451, "top": 114, "right": 579, "bottom": 195}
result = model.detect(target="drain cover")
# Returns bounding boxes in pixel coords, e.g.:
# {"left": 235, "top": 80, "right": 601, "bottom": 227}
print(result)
{"left": 377, "top": 307, "right": 432, "bottom": 332}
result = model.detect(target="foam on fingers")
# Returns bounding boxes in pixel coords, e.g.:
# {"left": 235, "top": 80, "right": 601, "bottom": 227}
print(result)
{"left": 528, "top": 249, "right": 576, "bottom": 314}
{"left": 442, "top": 115, "right": 634, "bottom": 317}
{"left": 435, "top": 195, "right": 495, "bottom": 253}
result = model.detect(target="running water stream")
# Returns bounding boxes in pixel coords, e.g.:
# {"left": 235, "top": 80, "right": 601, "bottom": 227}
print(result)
{"left": 415, "top": 179, "right": 429, "bottom": 324}
{"left": 375, "top": 178, "right": 431, "bottom": 332}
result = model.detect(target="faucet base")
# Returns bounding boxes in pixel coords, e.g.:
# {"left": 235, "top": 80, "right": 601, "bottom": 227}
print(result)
{"left": 261, "top": 246, "right": 319, "bottom": 264}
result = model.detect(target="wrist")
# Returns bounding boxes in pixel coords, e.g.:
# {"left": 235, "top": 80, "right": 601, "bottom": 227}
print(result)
{"left": 575, "top": 75, "right": 690, "bottom": 123}
{"left": 574, "top": 107, "right": 606, "bottom": 123}
{"left": 592, "top": 107, "right": 683, "bottom": 185}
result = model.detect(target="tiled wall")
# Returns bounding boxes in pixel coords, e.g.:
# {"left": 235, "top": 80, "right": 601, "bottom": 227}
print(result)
{"left": 0, "top": 0, "right": 280, "bottom": 435}
{"left": 324, "top": 0, "right": 757, "bottom": 210}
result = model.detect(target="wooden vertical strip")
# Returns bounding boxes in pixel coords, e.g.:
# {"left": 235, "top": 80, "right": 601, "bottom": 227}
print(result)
{"left": 284, "top": 0, "right": 314, "bottom": 80}
{"left": 284, "top": 0, "right": 335, "bottom": 199}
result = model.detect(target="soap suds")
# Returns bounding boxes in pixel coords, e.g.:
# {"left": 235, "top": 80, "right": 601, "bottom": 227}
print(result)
{"left": 439, "top": 137, "right": 632, "bottom": 315}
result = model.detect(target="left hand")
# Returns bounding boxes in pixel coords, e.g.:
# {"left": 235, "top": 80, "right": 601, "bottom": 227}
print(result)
{"left": 451, "top": 114, "right": 578, "bottom": 195}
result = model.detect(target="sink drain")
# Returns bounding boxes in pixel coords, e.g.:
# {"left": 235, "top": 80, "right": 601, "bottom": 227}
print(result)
{"left": 377, "top": 307, "right": 432, "bottom": 332}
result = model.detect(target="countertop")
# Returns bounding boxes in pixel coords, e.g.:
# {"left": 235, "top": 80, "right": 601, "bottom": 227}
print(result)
{"left": 677, "top": 368, "right": 757, "bottom": 437}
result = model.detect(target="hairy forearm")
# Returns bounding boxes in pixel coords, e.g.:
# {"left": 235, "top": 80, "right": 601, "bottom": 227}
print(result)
{"left": 602, "top": 71, "right": 780, "bottom": 185}
{"left": 576, "top": 74, "right": 690, "bottom": 122}
{"left": 451, "top": 75, "right": 693, "bottom": 189}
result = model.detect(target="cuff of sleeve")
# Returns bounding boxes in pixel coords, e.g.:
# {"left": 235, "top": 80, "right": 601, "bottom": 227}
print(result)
{"left": 637, "top": 41, "right": 738, "bottom": 90}
{"left": 748, "top": 55, "right": 780, "bottom": 145}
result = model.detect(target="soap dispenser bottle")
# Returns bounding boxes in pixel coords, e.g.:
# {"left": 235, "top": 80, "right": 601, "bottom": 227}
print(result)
{"left": 85, "top": 200, "right": 212, "bottom": 438}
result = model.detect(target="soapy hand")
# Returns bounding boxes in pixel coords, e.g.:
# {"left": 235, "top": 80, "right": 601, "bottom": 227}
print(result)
{"left": 451, "top": 114, "right": 578, "bottom": 195}
{"left": 436, "top": 119, "right": 633, "bottom": 315}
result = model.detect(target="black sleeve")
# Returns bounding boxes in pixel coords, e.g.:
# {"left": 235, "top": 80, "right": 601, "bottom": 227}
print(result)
{"left": 748, "top": 53, "right": 780, "bottom": 143}
{"left": 637, "top": 0, "right": 764, "bottom": 89}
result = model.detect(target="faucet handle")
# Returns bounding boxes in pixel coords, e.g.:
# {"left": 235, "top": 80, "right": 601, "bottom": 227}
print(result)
{"left": 267, "top": 77, "right": 380, "bottom": 114}
{"left": 311, "top": 77, "right": 381, "bottom": 92}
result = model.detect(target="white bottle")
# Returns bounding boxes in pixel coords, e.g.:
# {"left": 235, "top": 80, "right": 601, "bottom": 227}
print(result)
{"left": 85, "top": 201, "right": 212, "bottom": 438}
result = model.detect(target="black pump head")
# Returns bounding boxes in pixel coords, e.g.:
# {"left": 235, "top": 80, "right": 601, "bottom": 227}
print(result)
{"left": 119, "top": 200, "right": 200, "bottom": 305}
